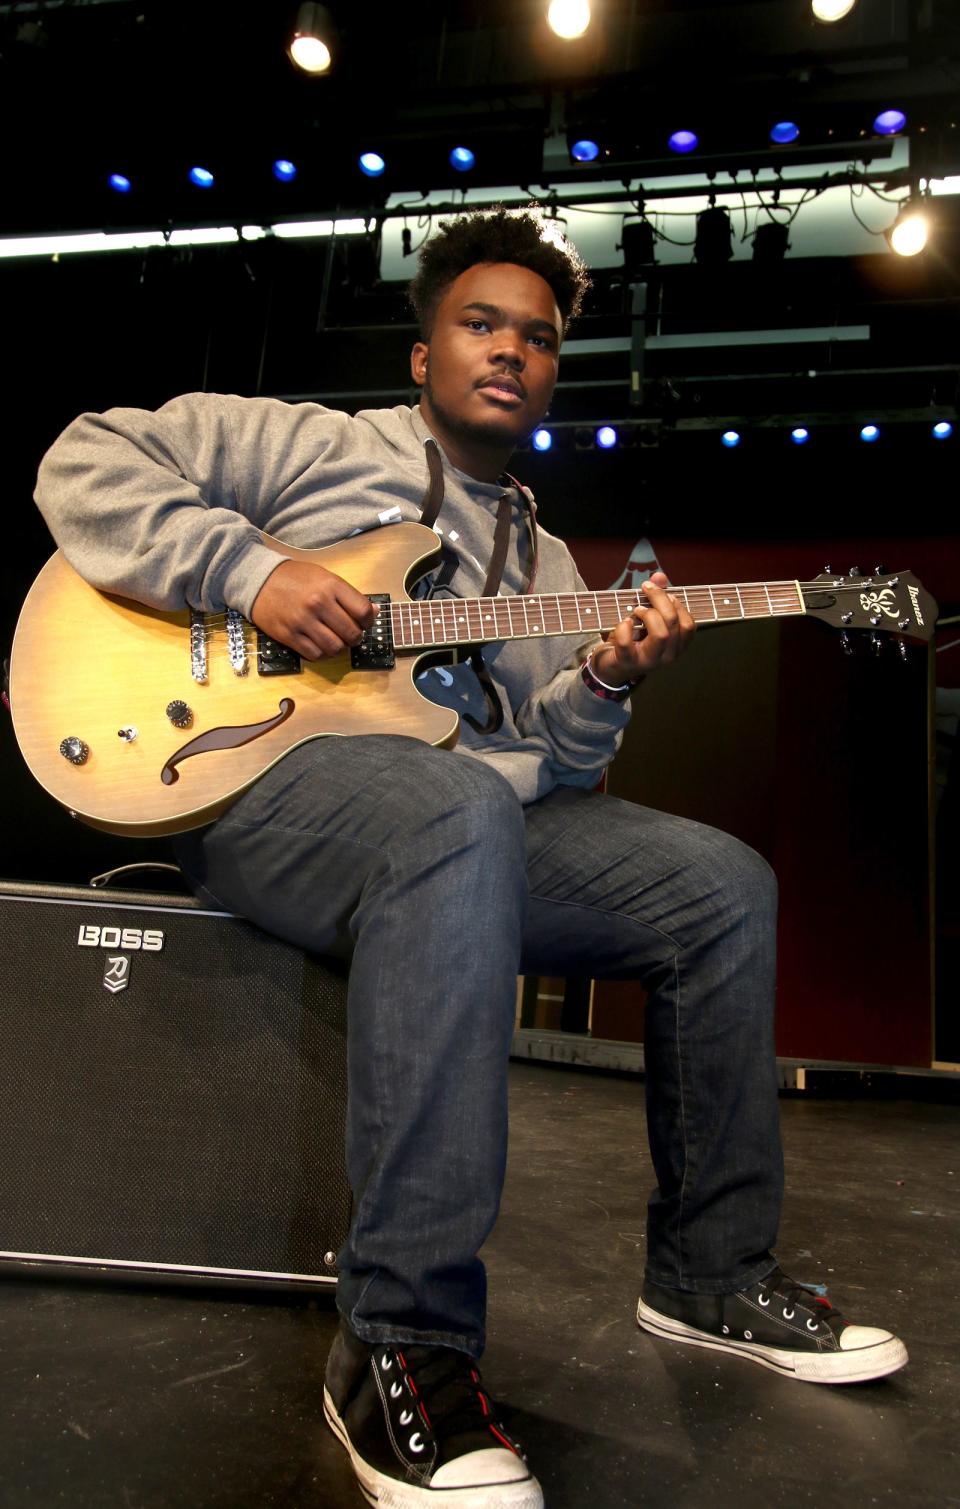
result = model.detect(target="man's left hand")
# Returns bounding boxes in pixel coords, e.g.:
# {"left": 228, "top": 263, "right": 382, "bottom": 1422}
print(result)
{"left": 590, "top": 571, "right": 696, "bottom": 685}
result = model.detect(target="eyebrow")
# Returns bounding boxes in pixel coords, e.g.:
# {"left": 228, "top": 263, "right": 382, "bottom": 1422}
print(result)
{"left": 460, "top": 301, "right": 560, "bottom": 339}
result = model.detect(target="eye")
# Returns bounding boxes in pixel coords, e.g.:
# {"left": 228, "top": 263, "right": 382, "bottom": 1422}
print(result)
{"left": 465, "top": 319, "right": 489, "bottom": 332}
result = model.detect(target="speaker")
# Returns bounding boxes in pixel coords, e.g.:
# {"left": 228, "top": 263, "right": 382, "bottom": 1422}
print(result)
{"left": 0, "top": 880, "right": 352, "bottom": 1286}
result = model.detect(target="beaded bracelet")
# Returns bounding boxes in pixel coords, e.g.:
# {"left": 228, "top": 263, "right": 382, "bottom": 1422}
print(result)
{"left": 581, "top": 652, "right": 641, "bottom": 702}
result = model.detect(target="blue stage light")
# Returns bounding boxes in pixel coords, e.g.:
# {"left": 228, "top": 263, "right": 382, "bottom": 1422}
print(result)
{"left": 874, "top": 109, "right": 906, "bottom": 136}
{"left": 108, "top": 173, "right": 132, "bottom": 193}
{"left": 359, "top": 152, "right": 386, "bottom": 177}
{"left": 770, "top": 121, "right": 800, "bottom": 145}
{"left": 450, "top": 147, "right": 475, "bottom": 172}
{"left": 791, "top": 427, "right": 810, "bottom": 444}
{"left": 532, "top": 428, "right": 553, "bottom": 452}
{"left": 273, "top": 159, "right": 297, "bottom": 182}
{"left": 571, "top": 139, "right": 600, "bottom": 162}
{"left": 860, "top": 424, "right": 880, "bottom": 442}
{"left": 721, "top": 430, "right": 741, "bottom": 448}
{"left": 189, "top": 166, "right": 215, "bottom": 188}
{"left": 933, "top": 421, "right": 953, "bottom": 440}
{"left": 668, "top": 130, "right": 698, "bottom": 154}
{"left": 596, "top": 426, "right": 618, "bottom": 449}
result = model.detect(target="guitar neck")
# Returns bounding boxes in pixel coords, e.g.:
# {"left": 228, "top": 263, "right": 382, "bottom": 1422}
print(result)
{"left": 388, "top": 580, "right": 805, "bottom": 650}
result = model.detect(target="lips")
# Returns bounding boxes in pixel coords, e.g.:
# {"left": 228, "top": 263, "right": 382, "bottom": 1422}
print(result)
{"left": 478, "top": 375, "right": 525, "bottom": 402}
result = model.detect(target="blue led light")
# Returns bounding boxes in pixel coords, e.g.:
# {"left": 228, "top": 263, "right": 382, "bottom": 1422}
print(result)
{"left": 189, "top": 166, "right": 215, "bottom": 188}
{"left": 721, "top": 430, "right": 741, "bottom": 448}
{"left": 532, "top": 428, "right": 553, "bottom": 452}
{"left": 571, "top": 139, "right": 600, "bottom": 162}
{"left": 450, "top": 147, "right": 475, "bottom": 172}
{"left": 668, "top": 130, "right": 698, "bottom": 154}
{"left": 108, "top": 173, "right": 131, "bottom": 193}
{"left": 791, "top": 427, "right": 810, "bottom": 444}
{"left": 359, "top": 152, "right": 386, "bottom": 177}
{"left": 933, "top": 421, "right": 953, "bottom": 440}
{"left": 273, "top": 159, "right": 297, "bottom": 182}
{"left": 770, "top": 121, "right": 800, "bottom": 145}
{"left": 874, "top": 109, "right": 906, "bottom": 136}
{"left": 860, "top": 424, "right": 880, "bottom": 443}
{"left": 596, "top": 426, "right": 618, "bottom": 449}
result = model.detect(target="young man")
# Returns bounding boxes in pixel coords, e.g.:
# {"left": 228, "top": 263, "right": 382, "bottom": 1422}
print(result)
{"left": 34, "top": 209, "right": 907, "bottom": 1508}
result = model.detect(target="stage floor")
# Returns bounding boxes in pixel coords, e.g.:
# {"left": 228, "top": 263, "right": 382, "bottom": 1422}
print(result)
{"left": 2, "top": 1061, "right": 957, "bottom": 1508}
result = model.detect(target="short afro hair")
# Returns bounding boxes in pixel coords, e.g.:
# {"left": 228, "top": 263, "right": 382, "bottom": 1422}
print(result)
{"left": 408, "top": 206, "right": 590, "bottom": 340}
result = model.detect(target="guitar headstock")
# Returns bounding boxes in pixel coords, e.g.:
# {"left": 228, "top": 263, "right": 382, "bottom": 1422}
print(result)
{"left": 801, "top": 570, "right": 937, "bottom": 645}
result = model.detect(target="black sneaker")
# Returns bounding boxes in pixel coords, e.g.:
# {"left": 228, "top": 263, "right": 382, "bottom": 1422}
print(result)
{"left": 637, "top": 1266, "right": 908, "bottom": 1384}
{"left": 323, "top": 1320, "right": 544, "bottom": 1507}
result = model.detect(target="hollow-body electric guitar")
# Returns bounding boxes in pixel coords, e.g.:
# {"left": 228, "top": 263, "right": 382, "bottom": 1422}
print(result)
{"left": 10, "top": 522, "right": 937, "bottom": 837}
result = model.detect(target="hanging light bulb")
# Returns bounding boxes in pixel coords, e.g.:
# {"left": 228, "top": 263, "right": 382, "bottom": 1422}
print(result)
{"left": 290, "top": 3, "right": 334, "bottom": 74}
{"left": 887, "top": 199, "right": 929, "bottom": 257}
{"left": 811, "top": 0, "right": 857, "bottom": 20}
{"left": 547, "top": 0, "right": 591, "bottom": 40}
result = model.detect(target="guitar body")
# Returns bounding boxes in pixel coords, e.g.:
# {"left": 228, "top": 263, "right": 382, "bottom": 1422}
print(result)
{"left": 10, "top": 523, "right": 458, "bottom": 837}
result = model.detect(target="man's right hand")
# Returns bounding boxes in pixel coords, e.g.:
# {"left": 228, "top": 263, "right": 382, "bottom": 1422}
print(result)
{"left": 250, "top": 559, "right": 379, "bottom": 660}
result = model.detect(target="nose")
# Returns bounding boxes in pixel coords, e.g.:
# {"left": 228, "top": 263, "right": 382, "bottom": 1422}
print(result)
{"left": 489, "top": 327, "right": 526, "bottom": 371}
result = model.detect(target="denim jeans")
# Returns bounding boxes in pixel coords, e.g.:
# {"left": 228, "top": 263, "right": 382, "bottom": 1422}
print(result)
{"left": 174, "top": 734, "right": 783, "bottom": 1359}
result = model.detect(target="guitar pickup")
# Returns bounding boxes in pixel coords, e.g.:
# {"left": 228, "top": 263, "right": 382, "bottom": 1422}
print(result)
{"left": 351, "top": 595, "right": 394, "bottom": 670}
{"left": 256, "top": 633, "right": 302, "bottom": 676}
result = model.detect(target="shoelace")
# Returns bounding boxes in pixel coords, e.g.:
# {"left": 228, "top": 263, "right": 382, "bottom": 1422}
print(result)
{"left": 396, "top": 1346, "right": 520, "bottom": 1456}
{"left": 756, "top": 1268, "right": 837, "bottom": 1318}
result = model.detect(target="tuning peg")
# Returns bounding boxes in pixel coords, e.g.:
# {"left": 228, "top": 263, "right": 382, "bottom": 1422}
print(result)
{"left": 823, "top": 563, "right": 833, "bottom": 574}
{"left": 840, "top": 631, "right": 854, "bottom": 656}
{"left": 873, "top": 563, "right": 887, "bottom": 575}
{"left": 871, "top": 632, "right": 884, "bottom": 655}
{"left": 898, "top": 641, "right": 910, "bottom": 662}
{"left": 848, "top": 566, "right": 863, "bottom": 578}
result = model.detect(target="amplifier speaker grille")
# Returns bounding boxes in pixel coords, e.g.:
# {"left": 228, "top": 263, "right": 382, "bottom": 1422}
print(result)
{"left": 0, "top": 882, "right": 351, "bottom": 1283}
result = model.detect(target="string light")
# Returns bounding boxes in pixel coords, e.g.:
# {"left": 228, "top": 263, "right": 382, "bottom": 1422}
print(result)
{"left": 547, "top": 0, "right": 591, "bottom": 40}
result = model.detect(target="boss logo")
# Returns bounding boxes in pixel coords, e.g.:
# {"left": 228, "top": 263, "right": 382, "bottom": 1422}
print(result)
{"left": 77, "top": 924, "right": 164, "bottom": 951}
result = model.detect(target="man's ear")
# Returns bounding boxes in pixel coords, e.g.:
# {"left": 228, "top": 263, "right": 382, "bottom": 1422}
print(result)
{"left": 411, "top": 341, "right": 428, "bottom": 387}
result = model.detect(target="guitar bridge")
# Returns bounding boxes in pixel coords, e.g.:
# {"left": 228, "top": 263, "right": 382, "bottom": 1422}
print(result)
{"left": 351, "top": 595, "right": 394, "bottom": 670}
{"left": 256, "top": 632, "right": 302, "bottom": 676}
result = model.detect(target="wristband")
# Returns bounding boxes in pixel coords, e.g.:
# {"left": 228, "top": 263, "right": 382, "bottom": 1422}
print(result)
{"left": 581, "top": 652, "right": 640, "bottom": 702}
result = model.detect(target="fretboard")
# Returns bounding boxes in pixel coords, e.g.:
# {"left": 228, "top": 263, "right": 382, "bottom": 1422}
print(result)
{"left": 388, "top": 581, "right": 804, "bottom": 650}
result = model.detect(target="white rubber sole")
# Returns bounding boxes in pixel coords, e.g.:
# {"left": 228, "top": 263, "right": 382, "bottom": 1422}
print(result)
{"left": 323, "top": 1387, "right": 544, "bottom": 1509}
{"left": 637, "top": 1299, "right": 909, "bottom": 1384}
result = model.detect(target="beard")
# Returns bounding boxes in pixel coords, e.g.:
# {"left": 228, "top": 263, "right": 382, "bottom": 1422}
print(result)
{"left": 422, "top": 369, "right": 533, "bottom": 453}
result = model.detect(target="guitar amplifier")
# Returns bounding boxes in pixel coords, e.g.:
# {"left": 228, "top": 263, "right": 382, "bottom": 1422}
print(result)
{"left": 0, "top": 880, "right": 352, "bottom": 1287}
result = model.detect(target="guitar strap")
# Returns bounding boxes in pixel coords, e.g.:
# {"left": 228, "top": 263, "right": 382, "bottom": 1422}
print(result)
{"left": 418, "top": 439, "right": 539, "bottom": 735}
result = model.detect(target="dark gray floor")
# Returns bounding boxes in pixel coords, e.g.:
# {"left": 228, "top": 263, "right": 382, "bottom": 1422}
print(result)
{"left": 2, "top": 1062, "right": 958, "bottom": 1508}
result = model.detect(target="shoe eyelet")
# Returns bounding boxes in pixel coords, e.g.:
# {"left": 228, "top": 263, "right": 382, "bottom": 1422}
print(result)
{"left": 806, "top": 1318, "right": 819, "bottom": 1332}
{"left": 758, "top": 1293, "right": 770, "bottom": 1307}
{"left": 409, "top": 1433, "right": 425, "bottom": 1454}
{"left": 390, "top": 1382, "right": 402, "bottom": 1399}
{"left": 399, "top": 1410, "right": 413, "bottom": 1425}
{"left": 782, "top": 1307, "right": 795, "bottom": 1320}
{"left": 744, "top": 1330, "right": 753, "bottom": 1340}
{"left": 722, "top": 1325, "right": 730, "bottom": 1335}
{"left": 381, "top": 1354, "right": 393, "bottom": 1371}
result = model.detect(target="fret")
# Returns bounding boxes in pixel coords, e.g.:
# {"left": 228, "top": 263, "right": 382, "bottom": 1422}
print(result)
{"left": 520, "top": 597, "right": 532, "bottom": 636}
{"left": 707, "top": 585, "right": 719, "bottom": 621}
{"left": 735, "top": 584, "right": 745, "bottom": 620}
{"left": 762, "top": 583, "right": 774, "bottom": 615}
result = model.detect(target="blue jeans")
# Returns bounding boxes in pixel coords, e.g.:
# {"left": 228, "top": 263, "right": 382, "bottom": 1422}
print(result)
{"left": 174, "top": 735, "right": 783, "bottom": 1359}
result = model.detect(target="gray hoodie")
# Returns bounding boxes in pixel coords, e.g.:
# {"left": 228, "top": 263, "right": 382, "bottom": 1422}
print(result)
{"left": 34, "top": 393, "right": 630, "bottom": 803}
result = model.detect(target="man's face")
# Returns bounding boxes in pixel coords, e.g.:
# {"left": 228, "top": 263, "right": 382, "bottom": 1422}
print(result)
{"left": 411, "top": 261, "right": 562, "bottom": 454}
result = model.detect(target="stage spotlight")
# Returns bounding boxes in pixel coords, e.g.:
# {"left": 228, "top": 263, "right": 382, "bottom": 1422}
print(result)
{"left": 874, "top": 109, "right": 907, "bottom": 136}
{"left": 886, "top": 198, "right": 928, "bottom": 257}
{"left": 721, "top": 430, "right": 741, "bottom": 448}
{"left": 109, "top": 174, "right": 132, "bottom": 193}
{"left": 669, "top": 130, "right": 698, "bottom": 154}
{"left": 450, "top": 147, "right": 475, "bottom": 173}
{"left": 289, "top": 3, "right": 333, "bottom": 73}
{"left": 547, "top": 0, "right": 591, "bottom": 39}
{"left": 532, "top": 428, "right": 553, "bottom": 451}
{"left": 791, "top": 427, "right": 810, "bottom": 445}
{"left": 860, "top": 424, "right": 880, "bottom": 442}
{"left": 273, "top": 159, "right": 297, "bottom": 182}
{"left": 189, "top": 167, "right": 215, "bottom": 189}
{"left": 359, "top": 152, "right": 386, "bottom": 178}
{"left": 574, "top": 426, "right": 595, "bottom": 450}
{"left": 619, "top": 219, "right": 657, "bottom": 273}
{"left": 753, "top": 221, "right": 791, "bottom": 263}
{"left": 571, "top": 139, "right": 600, "bottom": 162}
{"left": 811, "top": 0, "right": 857, "bottom": 19}
{"left": 933, "top": 422, "right": 953, "bottom": 440}
{"left": 770, "top": 121, "right": 800, "bottom": 145}
{"left": 596, "top": 426, "right": 618, "bottom": 449}
{"left": 695, "top": 205, "right": 733, "bottom": 265}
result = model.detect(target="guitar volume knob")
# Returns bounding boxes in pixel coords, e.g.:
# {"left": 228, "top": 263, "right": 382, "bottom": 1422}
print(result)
{"left": 166, "top": 700, "right": 193, "bottom": 728}
{"left": 59, "top": 736, "right": 89, "bottom": 766}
